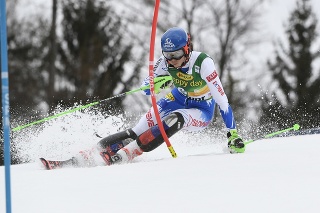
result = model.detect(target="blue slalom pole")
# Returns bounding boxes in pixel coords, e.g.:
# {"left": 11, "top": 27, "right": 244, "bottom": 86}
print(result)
{"left": 0, "top": 0, "right": 12, "bottom": 212}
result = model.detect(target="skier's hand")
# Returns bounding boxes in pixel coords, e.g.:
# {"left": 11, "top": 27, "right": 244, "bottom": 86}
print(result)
{"left": 154, "top": 75, "right": 173, "bottom": 94}
{"left": 227, "top": 129, "right": 245, "bottom": 153}
{"left": 142, "top": 75, "right": 173, "bottom": 95}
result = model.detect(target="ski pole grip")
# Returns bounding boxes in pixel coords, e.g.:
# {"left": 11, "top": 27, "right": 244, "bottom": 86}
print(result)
{"left": 293, "top": 123, "right": 300, "bottom": 131}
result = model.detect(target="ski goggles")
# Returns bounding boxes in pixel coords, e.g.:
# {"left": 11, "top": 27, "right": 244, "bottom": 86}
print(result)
{"left": 162, "top": 49, "right": 185, "bottom": 60}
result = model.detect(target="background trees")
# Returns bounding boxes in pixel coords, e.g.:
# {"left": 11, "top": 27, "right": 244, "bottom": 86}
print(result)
{"left": 6, "top": 1, "right": 49, "bottom": 119}
{"left": 7, "top": 0, "right": 139, "bottom": 118}
{"left": 260, "top": 0, "right": 320, "bottom": 130}
{"left": 57, "top": 0, "right": 138, "bottom": 113}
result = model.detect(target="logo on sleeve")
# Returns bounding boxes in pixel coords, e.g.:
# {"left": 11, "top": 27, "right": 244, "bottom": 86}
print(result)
{"left": 213, "top": 81, "right": 225, "bottom": 96}
{"left": 206, "top": 71, "right": 218, "bottom": 82}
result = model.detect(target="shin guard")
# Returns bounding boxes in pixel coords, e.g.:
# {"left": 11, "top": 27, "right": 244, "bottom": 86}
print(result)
{"left": 97, "top": 129, "right": 137, "bottom": 156}
{"left": 137, "top": 112, "right": 184, "bottom": 152}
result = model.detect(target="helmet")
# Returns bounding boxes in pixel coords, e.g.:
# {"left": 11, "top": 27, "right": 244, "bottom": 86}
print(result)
{"left": 161, "top": 27, "right": 192, "bottom": 64}
{"left": 161, "top": 27, "right": 191, "bottom": 52}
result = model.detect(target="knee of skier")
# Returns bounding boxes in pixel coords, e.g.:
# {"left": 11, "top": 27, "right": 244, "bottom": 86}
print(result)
{"left": 163, "top": 112, "right": 185, "bottom": 130}
{"left": 137, "top": 112, "right": 185, "bottom": 152}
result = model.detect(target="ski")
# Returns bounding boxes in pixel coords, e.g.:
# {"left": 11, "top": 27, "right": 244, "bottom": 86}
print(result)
{"left": 40, "top": 157, "right": 76, "bottom": 170}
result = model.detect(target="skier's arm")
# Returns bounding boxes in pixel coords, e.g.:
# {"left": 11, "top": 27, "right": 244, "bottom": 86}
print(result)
{"left": 200, "top": 58, "right": 236, "bottom": 130}
{"left": 200, "top": 58, "right": 245, "bottom": 152}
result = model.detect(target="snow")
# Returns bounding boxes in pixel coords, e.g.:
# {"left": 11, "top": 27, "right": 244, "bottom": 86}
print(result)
{"left": 2, "top": 112, "right": 320, "bottom": 212}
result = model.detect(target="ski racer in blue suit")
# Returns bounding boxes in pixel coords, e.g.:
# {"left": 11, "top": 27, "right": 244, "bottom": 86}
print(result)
{"left": 90, "top": 27, "right": 245, "bottom": 166}
{"left": 50, "top": 27, "right": 245, "bottom": 169}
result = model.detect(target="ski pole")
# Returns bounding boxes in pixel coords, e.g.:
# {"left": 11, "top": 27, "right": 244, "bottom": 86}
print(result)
{"left": 12, "top": 76, "right": 172, "bottom": 132}
{"left": 244, "top": 123, "right": 300, "bottom": 145}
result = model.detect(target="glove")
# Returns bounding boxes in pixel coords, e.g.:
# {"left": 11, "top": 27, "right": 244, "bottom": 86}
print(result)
{"left": 158, "top": 75, "right": 173, "bottom": 89}
{"left": 227, "top": 129, "right": 245, "bottom": 153}
{"left": 143, "top": 75, "right": 173, "bottom": 95}
{"left": 154, "top": 75, "right": 173, "bottom": 94}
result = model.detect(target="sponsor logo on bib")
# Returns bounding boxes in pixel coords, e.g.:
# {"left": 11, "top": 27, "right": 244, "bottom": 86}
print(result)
{"left": 177, "top": 72, "right": 193, "bottom": 81}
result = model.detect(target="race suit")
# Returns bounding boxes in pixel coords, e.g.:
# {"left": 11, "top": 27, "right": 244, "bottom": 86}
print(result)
{"left": 132, "top": 51, "right": 236, "bottom": 136}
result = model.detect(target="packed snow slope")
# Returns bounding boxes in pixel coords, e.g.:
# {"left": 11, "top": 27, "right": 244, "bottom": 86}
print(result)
{"left": 1, "top": 112, "right": 320, "bottom": 213}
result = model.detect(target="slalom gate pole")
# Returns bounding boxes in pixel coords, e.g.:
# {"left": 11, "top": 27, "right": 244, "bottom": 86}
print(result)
{"left": 12, "top": 76, "right": 172, "bottom": 132}
{"left": 1, "top": 0, "right": 12, "bottom": 211}
{"left": 244, "top": 124, "right": 300, "bottom": 145}
{"left": 148, "top": 0, "right": 177, "bottom": 158}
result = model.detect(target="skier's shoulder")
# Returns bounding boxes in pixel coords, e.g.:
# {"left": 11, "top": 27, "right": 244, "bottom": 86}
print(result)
{"left": 190, "top": 50, "right": 214, "bottom": 60}
{"left": 154, "top": 56, "right": 168, "bottom": 69}
{"left": 153, "top": 56, "right": 170, "bottom": 74}
{"left": 189, "top": 51, "right": 214, "bottom": 66}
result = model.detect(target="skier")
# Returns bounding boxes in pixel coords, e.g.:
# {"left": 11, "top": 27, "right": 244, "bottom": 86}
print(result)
{"left": 40, "top": 27, "right": 245, "bottom": 169}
